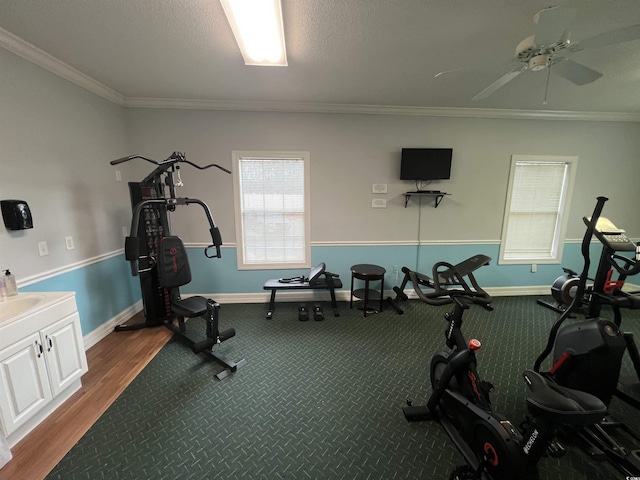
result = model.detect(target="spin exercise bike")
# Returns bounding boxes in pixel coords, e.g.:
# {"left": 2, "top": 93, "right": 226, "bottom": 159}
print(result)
{"left": 111, "top": 152, "right": 245, "bottom": 380}
{"left": 535, "top": 196, "right": 640, "bottom": 474}
{"left": 403, "top": 259, "right": 606, "bottom": 479}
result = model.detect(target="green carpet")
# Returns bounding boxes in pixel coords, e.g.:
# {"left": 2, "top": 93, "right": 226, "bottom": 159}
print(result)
{"left": 47, "top": 296, "right": 640, "bottom": 479}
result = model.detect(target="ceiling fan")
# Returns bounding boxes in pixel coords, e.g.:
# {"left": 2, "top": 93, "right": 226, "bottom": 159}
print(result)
{"left": 439, "top": 6, "right": 640, "bottom": 102}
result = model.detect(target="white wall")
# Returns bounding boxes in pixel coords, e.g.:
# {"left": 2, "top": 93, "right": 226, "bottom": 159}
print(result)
{"left": 2, "top": 44, "right": 639, "bottom": 295}
{"left": 124, "top": 108, "right": 640, "bottom": 249}
{"left": 0, "top": 49, "right": 131, "bottom": 280}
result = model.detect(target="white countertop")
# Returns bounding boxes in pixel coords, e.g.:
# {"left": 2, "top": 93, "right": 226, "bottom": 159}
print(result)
{"left": 0, "top": 292, "right": 74, "bottom": 325}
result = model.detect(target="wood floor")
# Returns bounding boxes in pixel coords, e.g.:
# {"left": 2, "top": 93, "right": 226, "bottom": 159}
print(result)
{"left": 0, "top": 313, "right": 173, "bottom": 480}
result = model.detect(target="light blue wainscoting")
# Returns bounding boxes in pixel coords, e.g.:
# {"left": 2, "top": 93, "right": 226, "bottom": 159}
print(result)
{"left": 17, "top": 242, "right": 600, "bottom": 338}
{"left": 19, "top": 254, "right": 140, "bottom": 336}
{"left": 181, "top": 242, "right": 590, "bottom": 296}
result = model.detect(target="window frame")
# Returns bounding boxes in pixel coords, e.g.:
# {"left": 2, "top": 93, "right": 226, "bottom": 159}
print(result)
{"left": 231, "top": 150, "right": 311, "bottom": 270}
{"left": 498, "top": 154, "right": 578, "bottom": 265}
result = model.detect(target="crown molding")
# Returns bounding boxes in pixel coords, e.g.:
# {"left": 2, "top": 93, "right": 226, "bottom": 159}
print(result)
{"left": 123, "top": 97, "right": 640, "bottom": 122}
{"left": 3, "top": 26, "right": 639, "bottom": 122}
{"left": 0, "top": 27, "right": 124, "bottom": 105}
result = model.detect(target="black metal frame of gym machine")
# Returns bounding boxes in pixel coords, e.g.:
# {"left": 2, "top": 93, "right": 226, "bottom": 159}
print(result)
{"left": 110, "top": 152, "right": 244, "bottom": 378}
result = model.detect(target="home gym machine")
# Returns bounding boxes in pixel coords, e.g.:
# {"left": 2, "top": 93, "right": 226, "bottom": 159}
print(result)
{"left": 534, "top": 196, "right": 640, "bottom": 475}
{"left": 402, "top": 259, "right": 606, "bottom": 480}
{"left": 111, "top": 151, "right": 245, "bottom": 380}
{"left": 386, "top": 254, "right": 494, "bottom": 314}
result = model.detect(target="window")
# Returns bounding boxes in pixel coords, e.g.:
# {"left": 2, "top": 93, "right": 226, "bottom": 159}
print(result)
{"left": 499, "top": 155, "right": 578, "bottom": 265}
{"left": 232, "top": 151, "right": 311, "bottom": 269}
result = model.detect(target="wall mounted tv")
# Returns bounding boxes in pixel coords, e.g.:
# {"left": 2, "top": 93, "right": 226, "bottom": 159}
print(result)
{"left": 400, "top": 148, "right": 452, "bottom": 181}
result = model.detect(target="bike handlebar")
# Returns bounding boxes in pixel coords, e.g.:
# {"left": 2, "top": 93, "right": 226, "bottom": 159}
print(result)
{"left": 407, "top": 261, "right": 492, "bottom": 308}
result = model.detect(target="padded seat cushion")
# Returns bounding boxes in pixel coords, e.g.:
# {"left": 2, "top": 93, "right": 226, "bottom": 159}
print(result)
{"left": 523, "top": 370, "right": 606, "bottom": 427}
{"left": 158, "top": 236, "right": 192, "bottom": 289}
{"left": 172, "top": 295, "right": 208, "bottom": 318}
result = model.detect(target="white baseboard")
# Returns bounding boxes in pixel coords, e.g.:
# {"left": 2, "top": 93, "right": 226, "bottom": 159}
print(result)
{"left": 82, "top": 300, "right": 143, "bottom": 350}
{"left": 201, "top": 285, "right": 551, "bottom": 306}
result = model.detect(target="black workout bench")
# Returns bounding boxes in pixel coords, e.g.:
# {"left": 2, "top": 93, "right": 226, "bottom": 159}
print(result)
{"left": 263, "top": 263, "right": 342, "bottom": 319}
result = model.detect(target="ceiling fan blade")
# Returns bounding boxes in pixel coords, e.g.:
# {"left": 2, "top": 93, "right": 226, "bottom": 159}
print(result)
{"left": 576, "top": 23, "right": 640, "bottom": 51}
{"left": 534, "top": 6, "right": 576, "bottom": 45}
{"left": 552, "top": 58, "right": 603, "bottom": 85}
{"left": 435, "top": 58, "right": 517, "bottom": 78}
{"left": 472, "top": 66, "right": 528, "bottom": 101}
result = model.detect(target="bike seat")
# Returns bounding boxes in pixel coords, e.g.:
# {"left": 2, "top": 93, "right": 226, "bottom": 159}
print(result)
{"left": 523, "top": 370, "right": 606, "bottom": 427}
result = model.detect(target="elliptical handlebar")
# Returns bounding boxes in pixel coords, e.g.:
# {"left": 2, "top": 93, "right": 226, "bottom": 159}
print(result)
{"left": 534, "top": 196, "right": 608, "bottom": 372}
{"left": 608, "top": 253, "right": 640, "bottom": 277}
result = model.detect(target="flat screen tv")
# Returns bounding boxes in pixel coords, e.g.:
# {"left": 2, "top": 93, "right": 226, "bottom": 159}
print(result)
{"left": 400, "top": 148, "right": 452, "bottom": 181}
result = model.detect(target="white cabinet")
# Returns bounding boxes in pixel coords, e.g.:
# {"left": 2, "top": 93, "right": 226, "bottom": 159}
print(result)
{"left": 0, "top": 332, "right": 53, "bottom": 434}
{"left": 41, "top": 313, "right": 87, "bottom": 397}
{"left": 0, "top": 292, "right": 88, "bottom": 446}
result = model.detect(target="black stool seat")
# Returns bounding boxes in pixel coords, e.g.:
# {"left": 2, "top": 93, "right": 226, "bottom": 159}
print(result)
{"left": 172, "top": 295, "right": 208, "bottom": 317}
{"left": 523, "top": 370, "right": 606, "bottom": 426}
{"left": 350, "top": 264, "right": 386, "bottom": 317}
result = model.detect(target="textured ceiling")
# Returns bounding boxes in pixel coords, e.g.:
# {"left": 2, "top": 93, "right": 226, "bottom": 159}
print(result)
{"left": 1, "top": 0, "right": 640, "bottom": 113}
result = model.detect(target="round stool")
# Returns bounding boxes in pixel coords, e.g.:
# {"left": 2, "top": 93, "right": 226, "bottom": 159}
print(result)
{"left": 350, "top": 264, "right": 386, "bottom": 317}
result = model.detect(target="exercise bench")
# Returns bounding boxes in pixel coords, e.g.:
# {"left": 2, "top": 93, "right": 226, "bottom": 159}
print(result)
{"left": 263, "top": 263, "right": 342, "bottom": 319}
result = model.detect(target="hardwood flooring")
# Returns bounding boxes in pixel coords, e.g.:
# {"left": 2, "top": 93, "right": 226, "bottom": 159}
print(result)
{"left": 0, "top": 313, "right": 173, "bottom": 480}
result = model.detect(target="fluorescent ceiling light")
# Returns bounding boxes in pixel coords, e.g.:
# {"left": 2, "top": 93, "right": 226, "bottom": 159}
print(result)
{"left": 220, "top": 0, "right": 288, "bottom": 66}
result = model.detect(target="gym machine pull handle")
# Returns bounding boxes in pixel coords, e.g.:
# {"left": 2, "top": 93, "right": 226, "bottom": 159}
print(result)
{"left": 205, "top": 227, "right": 223, "bottom": 259}
{"left": 110, "top": 152, "right": 231, "bottom": 174}
{"left": 125, "top": 198, "right": 223, "bottom": 275}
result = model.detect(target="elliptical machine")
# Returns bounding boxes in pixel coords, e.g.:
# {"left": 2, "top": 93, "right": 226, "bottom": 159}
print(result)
{"left": 535, "top": 196, "right": 640, "bottom": 474}
{"left": 403, "top": 259, "right": 606, "bottom": 480}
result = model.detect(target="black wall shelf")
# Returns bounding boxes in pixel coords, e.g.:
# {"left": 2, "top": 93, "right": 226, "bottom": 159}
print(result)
{"left": 403, "top": 192, "right": 450, "bottom": 208}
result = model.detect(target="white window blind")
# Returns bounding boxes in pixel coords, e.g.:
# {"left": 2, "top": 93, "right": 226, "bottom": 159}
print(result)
{"left": 232, "top": 152, "right": 310, "bottom": 269}
{"left": 499, "top": 155, "right": 578, "bottom": 264}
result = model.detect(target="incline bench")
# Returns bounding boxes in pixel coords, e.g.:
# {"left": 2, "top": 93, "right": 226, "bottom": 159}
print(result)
{"left": 263, "top": 263, "right": 342, "bottom": 319}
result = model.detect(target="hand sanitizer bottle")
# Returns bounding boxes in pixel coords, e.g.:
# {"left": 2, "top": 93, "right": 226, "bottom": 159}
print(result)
{"left": 4, "top": 270, "right": 17, "bottom": 297}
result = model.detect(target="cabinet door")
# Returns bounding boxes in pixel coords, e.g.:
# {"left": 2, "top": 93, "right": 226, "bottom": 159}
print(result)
{"left": 41, "top": 313, "right": 88, "bottom": 397}
{"left": 0, "top": 332, "right": 53, "bottom": 435}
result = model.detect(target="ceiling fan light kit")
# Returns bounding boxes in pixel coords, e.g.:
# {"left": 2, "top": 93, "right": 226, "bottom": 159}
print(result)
{"left": 529, "top": 54, "right": 550, "bottom": 71}
{"left": 439, "top": 6, "right": 640, "bottom": 102}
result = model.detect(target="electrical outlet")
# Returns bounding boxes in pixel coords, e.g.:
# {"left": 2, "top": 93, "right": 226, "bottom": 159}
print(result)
{"left": 38, "top": 241, "right": 49, "bottom": 256}
{"left": 65, "top": 236, "right": 75, "bottom": 250}
{"left": 531, "top": 263, "right": 537, "bottom": 273}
